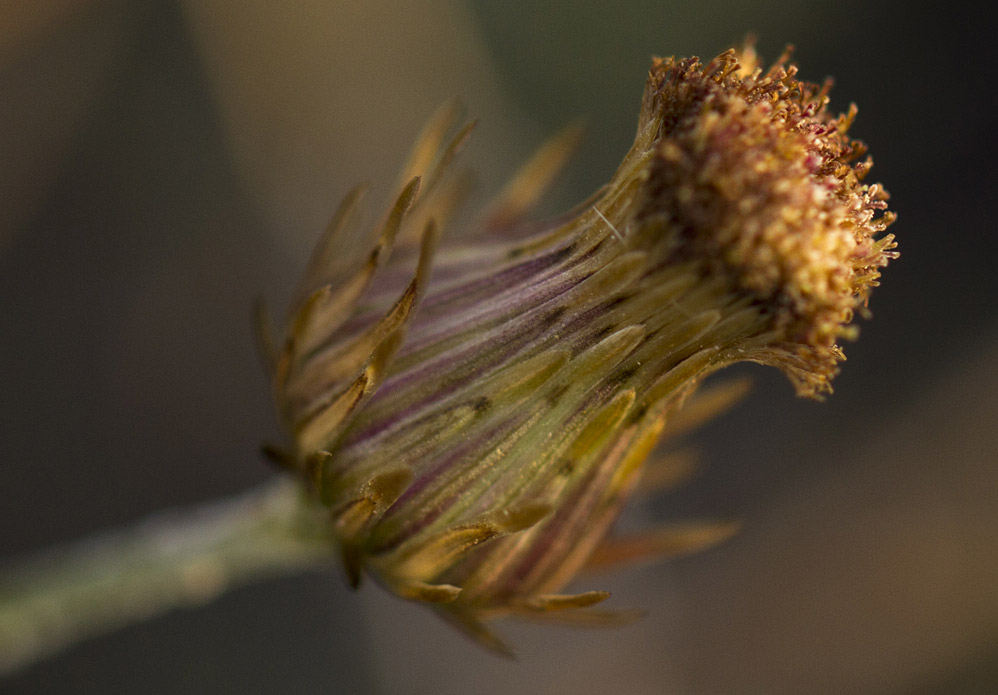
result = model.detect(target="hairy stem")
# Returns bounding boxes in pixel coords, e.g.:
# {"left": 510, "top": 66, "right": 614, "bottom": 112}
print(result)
{"left": 0, "top": 478, "right": 335, "bottom": 677}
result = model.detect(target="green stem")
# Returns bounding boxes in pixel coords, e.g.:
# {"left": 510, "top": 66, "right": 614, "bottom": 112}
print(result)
{"left": 0, "top": 478, "right": 336, "bottom": 677}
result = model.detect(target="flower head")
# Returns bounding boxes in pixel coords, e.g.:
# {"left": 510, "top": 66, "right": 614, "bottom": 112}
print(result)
{"left": 260, "top": 45, "right": 896, "bottom": 652}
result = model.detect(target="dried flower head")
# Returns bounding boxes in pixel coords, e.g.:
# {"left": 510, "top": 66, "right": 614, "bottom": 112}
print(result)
{"left": 259, "top": 44, "right": 896, "bottom": 652}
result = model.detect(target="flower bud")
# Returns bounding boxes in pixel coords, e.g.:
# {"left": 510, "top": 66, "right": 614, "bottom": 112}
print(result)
{"left": 261, "top": 45, "right": 896, "bottom": 651}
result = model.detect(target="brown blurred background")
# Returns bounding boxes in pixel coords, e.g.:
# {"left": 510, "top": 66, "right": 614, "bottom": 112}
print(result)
{"left": 1, "top": 1, "right": 996, "bottom": 693}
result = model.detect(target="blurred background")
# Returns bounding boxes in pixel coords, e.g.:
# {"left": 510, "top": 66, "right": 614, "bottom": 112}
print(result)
{"left": 1, "top": 1, "right": 996, "bottom": 693}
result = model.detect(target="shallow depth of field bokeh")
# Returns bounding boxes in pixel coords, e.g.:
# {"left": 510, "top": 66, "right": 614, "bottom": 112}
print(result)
{"left": 1, "top": 1, "right": 996, "bottom": 693}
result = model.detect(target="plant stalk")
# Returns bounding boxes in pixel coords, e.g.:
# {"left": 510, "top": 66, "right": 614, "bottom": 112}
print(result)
{"left": 0, "top": 477, "right": 335, "bottom": 677}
